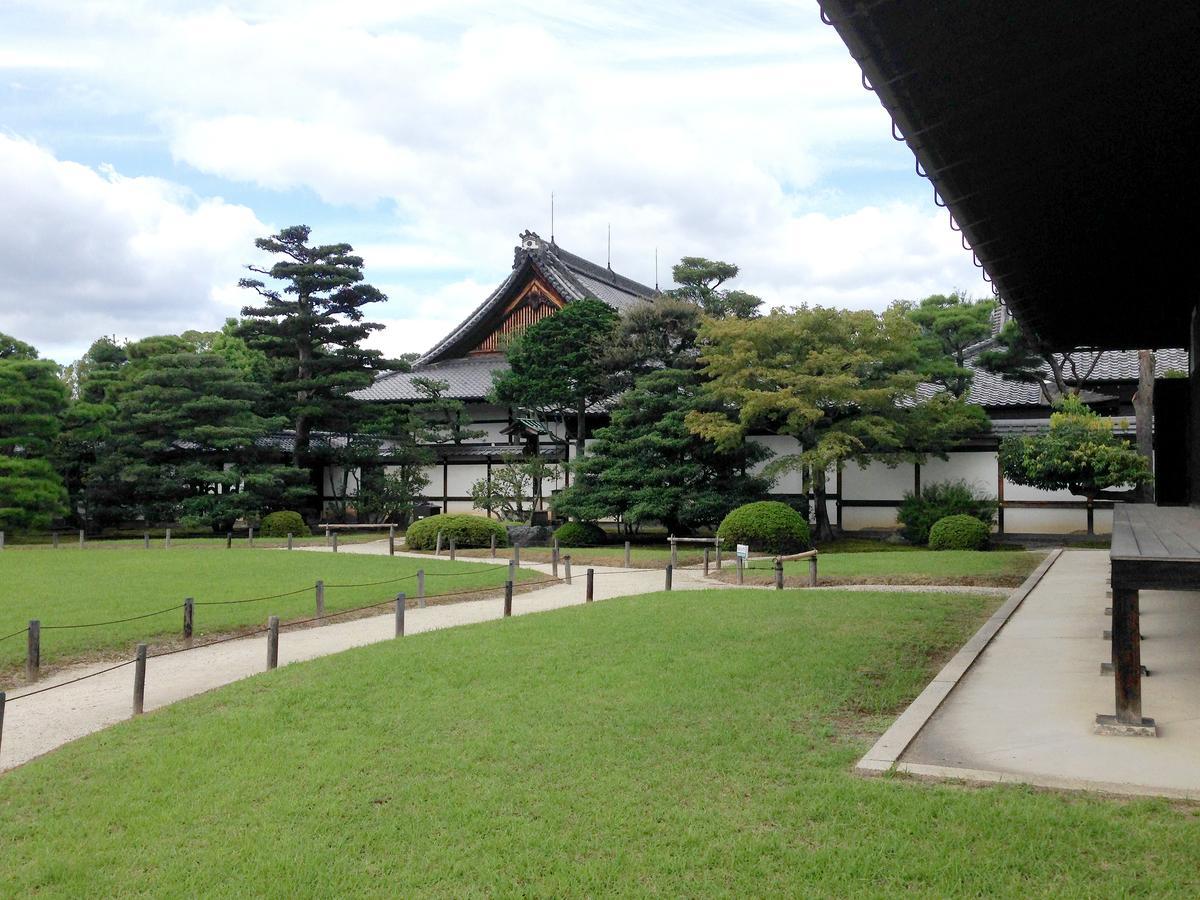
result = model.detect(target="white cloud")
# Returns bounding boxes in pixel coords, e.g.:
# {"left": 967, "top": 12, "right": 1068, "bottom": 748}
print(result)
{"left": 0, "top": 134, "right": 268, "bottom": 363}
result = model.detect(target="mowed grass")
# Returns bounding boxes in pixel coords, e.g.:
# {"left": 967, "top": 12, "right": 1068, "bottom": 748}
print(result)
{"left": 732, "top": 549, "right": 1046, "bottom": 587}
{"left": 3, "top": 589, "right": 1198, "bottom": 896}
{"left": 0, "top": 548, "right": 535, "bottom": 676}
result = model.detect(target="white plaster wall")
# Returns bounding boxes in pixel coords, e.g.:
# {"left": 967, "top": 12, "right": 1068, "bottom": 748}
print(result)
{"left": 748, "top": 435, "right": 803, "bottom": 493}
{"left": 445, "top": 463, "right": 488, "bottom": 496}
{"left": 840, "top": 458, "right": 913, "bottom": 502}
{"left": 922, "top": 453, "right": 997, "bottom": 498}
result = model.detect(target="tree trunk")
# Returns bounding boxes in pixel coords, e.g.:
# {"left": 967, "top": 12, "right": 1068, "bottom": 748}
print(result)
{"left": 575, "top": 401, "right": 587, "bottom": 458}
{"left": 294, "top": 337, "right": 313, "bottom": 468}
{"left": 1133, "top": 349, "right": 1155, "bottom": 502}
{"left": 812, "top": 465, "right": 835, "bottom": 543}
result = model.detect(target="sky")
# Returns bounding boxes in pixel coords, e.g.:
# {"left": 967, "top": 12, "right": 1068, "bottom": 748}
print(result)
{"left": 0, "top": 0, "right": 989, "bottom": 366}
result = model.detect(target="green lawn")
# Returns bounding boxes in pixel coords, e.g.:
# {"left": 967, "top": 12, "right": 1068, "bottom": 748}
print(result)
{"left": 733, "top": 549, "right": 1046, "bottom": 587}
{"left": 0, "top": 548, "right": 536, "bottom": 677}
{"left": 2, "top": 588, "right": 1197, "bottom": 896}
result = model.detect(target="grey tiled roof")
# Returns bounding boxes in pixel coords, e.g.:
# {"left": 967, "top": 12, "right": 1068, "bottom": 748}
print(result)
{"left": 351, "top": 354, "right": 508, "bottom": 402}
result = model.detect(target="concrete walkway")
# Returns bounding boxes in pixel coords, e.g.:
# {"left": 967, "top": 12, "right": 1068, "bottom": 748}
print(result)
{"left": 895, "top": 550, "right": 1200, "bottom": 799}
{"left": 0, "top": 547, "right": 711, "bottom": 773}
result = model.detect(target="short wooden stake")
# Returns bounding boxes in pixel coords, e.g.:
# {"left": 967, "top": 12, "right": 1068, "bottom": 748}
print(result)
{"left": 267, "top": 616, "right": 279, "bottom": 670}
{"left": 395, "top": 593, "right": 406, "bottom": 637}
{"left": 504, "top": 580, "right": 513, "bottom": 617}
{"left": 774, "top": 558, "right": 784, "bottom": 590}
{"left": 736, "top": 556, "right": 744, "bottom": 585}
{"left": 507, "top": 559, "right": 517, "bottom": 585}
{"left": 417, "top": 569, "right": 426, "bottom": 607}
{"left": 808, "top": 556, "right": 818, "bottom": 587}
{"left": 435, "top": 531, "right": 443, "bottom": 556}
{"left": 332, "top": 532, "right": 338, "bottom": 553}
{"left": 704, "top": 548, "right": 710, "bottom": 575}
{"left": 715, "top": 541, "right": 723, "bottom": 570}
{"left": 586, "top": 568, "right": 594, "bottom": 602}
{"left": 248, "top": 526, "right": 254, "bottom": 547}
{"left": 552, "top": 545, "right": 560, "bottom": 578}
{"left": 388, "top": 525, "right": 396, "bottom": 556}
{"left": 553, "top": 535, "right": 560, "bottom": 552}
{"left": 0, "top": 530, "right": 5, "bottom": 550}
{"left": 325, "top": 525, "right": 331, "bottom": 544}
{"left": 225, "top": 531, "right": 232, "bottom": 549}
{"left": 133, "top": 643, "right": 147, "bottom": 715}
{"left": 165, "top": 528, "right": 171, "bottom": 549}
{"left": 287, "top": 532, "right": 294, "bottom": 551}
{"left": 563, "top": 555, "right": 572, "bottom": 584}
{"left": 670, "top": 538, "right": 678, "bottom": 569}
{"left": 665, "top": 565, "right": 673, "bottom": 591}
{"left": 315, "top": 580, "right": 325, "bottom": 617}
{"left": 513, "top": 543, "right": 521, "bottom": 568}
{"left": 145, "top": 531, "right": 151, "bottom": 549}
{"left": 624, "top": 541, "right": 631, "bottom": 568}
{"left": 79, "top": 529, "right": 85, "bottom": 548}
{"left": 449, "top": 538, "right": 456, "bottom": 562}
{"left": 52, "top": 531, "right": 59, "bottom": 549}
{"left": 490, "top": 532, "right": 497, "bottom": 558}
{"left": 183, "top": 597, "right": 194, "bottom": 642}
{"left": 26, "top": 620, "right": 40, "bottom": 682}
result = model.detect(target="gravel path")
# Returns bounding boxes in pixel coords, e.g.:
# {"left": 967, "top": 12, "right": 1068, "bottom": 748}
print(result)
{"left": 0, "top": 546, "right": 709, "bottom": 773}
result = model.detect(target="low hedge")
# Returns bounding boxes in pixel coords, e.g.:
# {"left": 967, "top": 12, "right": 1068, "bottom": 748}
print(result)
{"left": 404, "top": 514, "right": 509, "bottom": 551}
{"left": 553, "top": 521, "right": 607, "bottom": 547}
{"left": 928, "top": 514, "right": 990, "bottom": 551}
{"left": 896, "top": 480, "right": 996, "bottom": 545}
{"left": 259, "top": 511, "right": 308, "bottom": 538}
{"left": 717, "top": 501, "right": 811, "bottom": 555}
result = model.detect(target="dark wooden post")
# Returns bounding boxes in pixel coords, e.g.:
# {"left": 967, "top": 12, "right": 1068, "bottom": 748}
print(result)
{"left": 417, "top": 570, "right": 426, "bottom": 606}
{"left": 395, "top": 593, "right": 406, "bottom": 637}
{"left": 0, "top": 530, "right": 5, "bottom": 550}
{"left": 388, "top": 526, "right": 396, "bottom": 556}
{"left": 248, "top": 526, "right": 254, "bottom": 547}
{"left": 267, "top": 616, "right": 279, "bottom": 670}
{"left": 808, "top": 555, "right": 818, "bottom": 587}
{"left": 52, "top": 531, "right": 59, "bottom": 549}
{"left": 183, "top": 597, "right": 194, "bottom": 643}
{"left": 996, "top": 453, "right": 1006, "bottom": 535}
{"left": 504, "top": 580, "right": 513, "bottom": 617}
{"left": 449, "top": 538, "right": 456, "bottom": 562}
{"left": 145, "top": 531, "right": 151, "bottom": 550}
{"left": 774, "top": 558, "right": 784, "bottom": 590}
{"left": 507, "top": 559, "right": 517, "bottom": 585}
{"left": 165, "top": 528, "right": 171, "bottom": 549}
{"left": 287, "top": 532, "right": 294, "bottom": 551}
{"left": 1086, "top": 498, "right": 1095, "bottom": 536}
{"left": 624, "top": 540, "right": 631, "bottom": 568}
{"left": 79, "top": 529, "right": 85, "bottom": 549}
{"left": 26, "top": 620, "right": 39, "bottom": 682}
{"left": 490, "top": 532, "right": 497, "bottom": 558}
{"left": 1113, "top": 587, "right": 1143, "bottom": 724}
{"left": 435, "top": 531, "right": 443, "bottom": 556}
{"left": 703, "top": 548, "right": 710, "bottom": 576}
{"left": 665, "top": 564, "right": 673, "bottom": 591}
{"left": 670, "top": 537, "right": 678, "bottom": 570}
{"left": 552, "top": 545, "right": 560, "bottom": 578}
{"left": 513, "top": 543, "right": 521, "bottom": 568}
{"left": 315, "top": 580, "right": 325, "bottom": 617}
{"left": 133, "top": 643, "right": 147, "bottom": 715}
{"left": 332, "top": 532, "right": 338, "bottom": 553}
{"left": 225, "top": 531, "right": 232, "bottom": 549}
{"left": 563, "top": 555, "right": 572, "bottom": 584}
{"left": 736, "top": 557, "right": 744, "bottom": 586}
{"left": 715, "top": 540, "right": 722, "bottom": 571}
{"left": 586, "top": 568, "right": 594, "bottom": 602}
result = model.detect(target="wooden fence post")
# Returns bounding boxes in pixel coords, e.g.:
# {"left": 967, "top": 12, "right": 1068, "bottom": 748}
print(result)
{"left": 0, "top": 530, "right": 5, "bottom": 550}
{"left": 586, "top": 568, "right": 594, "bottom": 602}
{"left": 624, "top": 541, "right": 631, "bottom": 568}
{"left": 417, "top": 569, "right": 426, "bottom": 607}
{"left": 145, "top": 531, "right": 151, "bottom": 550}
{"left": 507, "top": 560, "right": 516, "bottom": 585}
{"left": 133, "top": 643, "right": 147, "bottom": 715}
{"left": 52, "top": 532, "right": 59, "bottom": 549}
{"left": 490, "top": 532, "right": 497, "bottom": 558}
{"left": 513, "top": 543, "right": 521, "bottom": 568}
{"left": 736, "top": 556, "right": 744, "bottom": 585}
{"left": 395, "top": 593, "right": 406, "bottom": 637}
{"left": 332, "top": 532, "right": 338, "bottom": 553}
{"left": 315, "top": 580, "right": 325, "bottom": 617}
{"left": 26, "top": 620, "right": 39, "bottom": 682}
{"left": 665, "top": 565, "right": 673, "bottom": 591}
{"left": 435, "top": 531, "right": 443, "bottom": 556}
{"left": 774, "top": 558, "right": 784, "bottom": 590}
{"left": 504, "top": 580, "right": 513, "bottom": 617}
{"left": 267, "top": 616, "right": 279, "bottom": 670}
{"left": 79, "top": 529, "right": 85, "bottom": 549}
{"left": 552, "top": 545, "right": 560, "bottom": 578}
{"left": 325, "top": 525, "right": 331, "bottom": 545}
{"left": 389, "top": 525, "right": 396, "bottom": 556}
{"left": 183, "top": 597, "right": 194, "bottom": 642}
{"left": 449, "top": 538, "right": 456, "bottom": 562}
{"left": 165, "top": 528, "right": 171, "bottom": 549}
{"left": 563, "top": 555, "right": 572, "bottom": 584}
{"left": 808, "top": 555, "right": 818, "bottom": 587}
{"left": 715, "top": 540, "right": 722, "bottom": 571}
{"left": 669, "top": 537, "right": 678, "bottom": 569}
{"left": 704, "top": 548, "right": 710, "bottom": 576}
{"left": 287, "top": 532, "right": 293, "bottom": 551}
{"left": 248, "top": 526, "right": 255, "bottom": 548}
{"left": 225, "top": 531, "right": 232, "bottom": 549}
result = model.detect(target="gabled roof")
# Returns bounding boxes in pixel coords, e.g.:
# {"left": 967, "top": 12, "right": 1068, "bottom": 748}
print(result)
{"left": 351, "top": 354, "right": 508, "bottom": 402}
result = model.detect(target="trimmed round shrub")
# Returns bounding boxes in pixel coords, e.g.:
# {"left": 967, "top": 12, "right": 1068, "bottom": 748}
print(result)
{"left": 928, "top": 514, "right": 990, "bottom": 551}
{"left": 404, "top": 514, "right": 508, "bottom": 551}
{"left": 553, "top": 521, "right": 607, "bottom": 547}
{"left": 260, "top": 511, "right": 308, "bottom": 538}
{"left": 896, "top": 480, "right": 996, "bottom": 545}
{"left": 717, "top": 501, "right": 811, "bottom": 555}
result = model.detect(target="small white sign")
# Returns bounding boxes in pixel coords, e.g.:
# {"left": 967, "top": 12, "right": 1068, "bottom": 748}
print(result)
{"left": 736, "top": 543, "right": 749, "bottom": 560}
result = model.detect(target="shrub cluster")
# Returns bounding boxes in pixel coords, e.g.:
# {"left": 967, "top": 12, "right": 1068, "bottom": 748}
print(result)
{"left": 717, "top": 501, "right": 811, "bottom": 555}
{"left": 553, "top": 521, "right": 607, "bottom": 547}
{"left": 896, "top": 480, "right": 996, "bottom": 545}
{"left": 404, "top": 514, "right": 508, "bottom": 551}
{"left": 928, "top": 514, "right": 990, "bottom": 550}
{"left": 259, "top": 510, "right": 308, "bottom": 538}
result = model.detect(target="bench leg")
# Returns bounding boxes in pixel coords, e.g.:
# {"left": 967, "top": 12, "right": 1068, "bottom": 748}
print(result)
{"left": 1095, "top": 587, "right": 1157, "bottom": 736}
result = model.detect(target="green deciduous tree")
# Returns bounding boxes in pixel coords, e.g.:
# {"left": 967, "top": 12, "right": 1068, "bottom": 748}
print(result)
{"left": 0, "top": 333, "right": 69, "bottom": 530}
{"left": 470, "top": 454, "right": 561, "bottom": 522}
{"left": 492, "top": 298, "right": 618, "bottom": 456}
{"left": 687, "top": 306, "right": 988, "bottom": 541}
{"left": 905, "top": 291, "right": 996, "bottom": 397}
{"left": 999, "top": 395, "right": 1152, "bottom": 503}
{"left": 666, "top": 257, "right": 762, "bottom": 319}
{"left": 237, "top": 225, "right": 397, "bottom": 469}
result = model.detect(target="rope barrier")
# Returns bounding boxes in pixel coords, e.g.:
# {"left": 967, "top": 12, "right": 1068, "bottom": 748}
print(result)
{"left": 0, "top": 627, "right": 30, "bottom": 644}
{"left": 6, "top": 658, "right": 137, "bottom": 704}
{"left": 40, "top": 604, "right": 183, "bottom": 630}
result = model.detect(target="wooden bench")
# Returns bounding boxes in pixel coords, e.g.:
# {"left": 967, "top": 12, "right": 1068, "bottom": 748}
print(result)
{"left": 1098, "top": 504, "right": 1200, "bottom": 736}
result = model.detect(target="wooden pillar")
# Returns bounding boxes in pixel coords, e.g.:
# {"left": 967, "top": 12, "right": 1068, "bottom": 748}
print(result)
{"left": 485, "top": 457, "right": 493, "bottom": 519}
{"left": 913, "top": 462, "right": 922, "bottom": 497}
{"left": 835, "top": 464, "right": 844, "bottom": 531}
{"left": 1189, "top": 305, "right": 1200, "bottom": 506}
{"left": 996, "top": 451, "right": 1006, "bottom": 535}
{"left": 442, "top": 458, "right": 449, "bottom": 514}
{"left": 1096, "top": 586, "right": 1155, "bottom": 735}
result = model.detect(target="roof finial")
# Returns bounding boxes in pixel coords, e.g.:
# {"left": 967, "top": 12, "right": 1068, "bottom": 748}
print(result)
{"left": 550, "top": 191, "right": 555, "bottom": 245}
{"left": 607, "top": 223, "right": 611, "bottom": 270}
